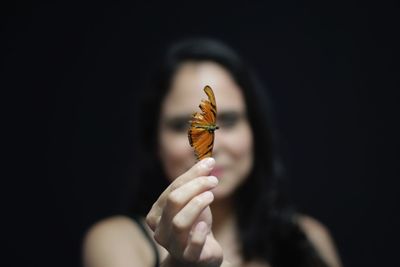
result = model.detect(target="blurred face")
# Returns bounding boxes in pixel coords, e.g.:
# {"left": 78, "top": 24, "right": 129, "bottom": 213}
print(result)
{"left": 158, "top": 61, "right": 254, "bottom": 199}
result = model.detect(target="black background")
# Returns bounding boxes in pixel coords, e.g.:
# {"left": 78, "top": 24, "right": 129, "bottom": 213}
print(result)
{"left": 3, "top": 1, "right": 399, "bottom": 267}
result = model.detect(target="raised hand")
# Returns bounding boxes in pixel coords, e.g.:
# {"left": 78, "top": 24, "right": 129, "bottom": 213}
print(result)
{"left": 146, "top": 158, "right": 223, "bottom": 267}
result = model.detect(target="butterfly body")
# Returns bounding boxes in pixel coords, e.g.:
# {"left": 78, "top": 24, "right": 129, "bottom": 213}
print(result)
{"left": 192, "top": 124, "right": 219, "bottom": 133}
{"left": 188, "top": 86, "right": 218, "bottom": 160}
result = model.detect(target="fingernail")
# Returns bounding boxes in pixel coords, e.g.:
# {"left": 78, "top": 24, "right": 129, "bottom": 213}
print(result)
{"left": 208, "top": 176, "right": 219, "bottom": 185}
{"left": 201, "top": 157, "right": 215, "bottom": 170}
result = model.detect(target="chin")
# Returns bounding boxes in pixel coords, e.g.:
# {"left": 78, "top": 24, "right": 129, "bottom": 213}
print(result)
{"left": 210, "top": 184, "right": 236, "bottom": 200}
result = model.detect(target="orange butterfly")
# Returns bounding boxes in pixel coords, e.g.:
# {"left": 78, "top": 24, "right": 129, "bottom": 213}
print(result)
{"left": 188, "top": 85, "right": 219, "bottom": 161}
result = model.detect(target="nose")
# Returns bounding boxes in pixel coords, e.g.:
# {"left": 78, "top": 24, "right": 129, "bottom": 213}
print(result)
{"left": 212, "top": 129, "right": 225, "bottom": 157}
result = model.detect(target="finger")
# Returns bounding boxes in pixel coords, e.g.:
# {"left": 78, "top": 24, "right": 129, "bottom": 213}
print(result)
{"left": 168, "top": 157, "right": 216, "bottom": 193}
{"left": 153, "top": 176, "right": 217, "bottom": 247}
{"left": 156, "top": 176, "right": 217, "bottom": 233}
{"left": 165, "top": 176, "right": 218, "bottom": 215}
{"left": 146, "top": 202, "right": 163, "bottom": 231}
{"left": 146, "top": 158, "right": 215, "bottom": 230}
{"left": 170, "top": 191, "right": 214, "bottom": 243}
{"left": 183, "top": 221, "right": 208, "bottom": 261}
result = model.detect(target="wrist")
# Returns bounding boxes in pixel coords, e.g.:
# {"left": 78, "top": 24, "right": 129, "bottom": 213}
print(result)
{"left": 161, "top": 255, "right": 222, "bottom": 267}
{"left": 160, "top": 256, "right": 189, "bottom": 267}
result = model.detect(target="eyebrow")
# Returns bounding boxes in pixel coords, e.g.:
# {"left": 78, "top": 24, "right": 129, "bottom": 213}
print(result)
{"left": 162, "top": 115, "right": 192, "bottom": 123}
{"left": 163, "top": 110, "right": 245, "bottom": 122}
{"left": 161, "top": 115, "right": 192, "bottom": 129}
{"left": 217, "top": 110, "right": 245, "bottom": 117}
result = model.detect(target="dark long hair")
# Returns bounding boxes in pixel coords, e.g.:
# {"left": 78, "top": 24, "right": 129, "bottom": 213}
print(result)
{"left": 126, "top": 38, "right": 328, "bottom": 267}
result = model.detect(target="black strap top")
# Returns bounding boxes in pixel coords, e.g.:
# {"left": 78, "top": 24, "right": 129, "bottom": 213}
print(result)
{"left": 132, "top": 215, "right": 160, "bottom": 267}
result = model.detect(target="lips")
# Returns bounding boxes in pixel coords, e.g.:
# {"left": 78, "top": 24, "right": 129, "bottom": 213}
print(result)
{"left": 210, "top": 166, "right": 223, "bottom": 178}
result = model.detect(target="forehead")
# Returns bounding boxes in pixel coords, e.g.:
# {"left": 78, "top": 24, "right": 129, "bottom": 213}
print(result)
{"left": 161, "top": 61, "right": 246, "bottom": 117}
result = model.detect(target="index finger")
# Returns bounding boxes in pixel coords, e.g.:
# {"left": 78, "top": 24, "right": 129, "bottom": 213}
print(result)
{"left": 167, "top": 157, "right": 215, "bottom": 192}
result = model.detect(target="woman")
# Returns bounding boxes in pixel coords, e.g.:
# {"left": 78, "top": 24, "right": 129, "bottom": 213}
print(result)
{"left": 83, "top": 38, "right": 342, "bottom": 267}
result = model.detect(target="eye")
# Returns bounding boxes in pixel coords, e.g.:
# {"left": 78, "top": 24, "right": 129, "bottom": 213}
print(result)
{"left": 163, "top": 116, "right": 191, "bottom": 133}
{"left": 217, "top": 111, "right": 242, "bottom": 129}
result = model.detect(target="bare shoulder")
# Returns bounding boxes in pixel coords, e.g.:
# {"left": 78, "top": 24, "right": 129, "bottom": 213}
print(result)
{"left": 297, "top": 215, "right": 343, "bottom": 267}
{"left": 83, "top": 215, "right": 155, "bottom": 267}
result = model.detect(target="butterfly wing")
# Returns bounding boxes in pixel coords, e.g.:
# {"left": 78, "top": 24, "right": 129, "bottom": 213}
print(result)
{"left": 188, "top": 115, "right": 215, "bottom": 160}
{"left": 199, "top": 85, "right": 217, "bottom": 124}
{"left": 188, "top": 86, "right": 218, "bottom": 160}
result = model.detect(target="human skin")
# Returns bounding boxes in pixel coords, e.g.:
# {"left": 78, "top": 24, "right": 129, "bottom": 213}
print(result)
{"left": 147, "top": 61, "right": 255, "bottom": 266}
{"left": 158, "top": 61, "right": 254, "bottom": 200}
{"left": 83, "top": 61, "right": 342, "bottom": 267}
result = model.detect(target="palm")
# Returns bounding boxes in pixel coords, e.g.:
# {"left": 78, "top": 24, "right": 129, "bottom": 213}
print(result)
{"left": 195, "top": 206, "right": 223, "bottom": 264}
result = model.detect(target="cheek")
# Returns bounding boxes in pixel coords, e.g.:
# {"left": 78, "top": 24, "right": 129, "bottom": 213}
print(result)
{"left": 159, "top": 132, "right": 195, "bottom": 181}
{"left": 211, "top": 123, "right": 253, "bottom": 198}
{"left": 227, "top": 123, "right": 254, "bottom": 179}
{"left": 230, "top": 124, "right": 253, "bottom": 159}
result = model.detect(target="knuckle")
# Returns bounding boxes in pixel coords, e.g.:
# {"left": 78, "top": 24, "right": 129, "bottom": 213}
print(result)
{"left": 190, "top": 236, "right": 204, "bottom": 247}
{"left": 183, "top": 252, "right": 197, "bottom": 262}
{"left": 153, "top": 230, "right": 164, "bottom": 246}
{"left": 172, "top": 216, "right": 188, "bottom": 233}
{"left": 192, "top": 196, "right": 204, "bottom": 208}
{"left": 168, "top": 183, "right": 178, "bottom": 192}
{"left": 187, "top": 165, "right": 201, "bottom": 180}
{"left": 197, "top": 176, "right": 208, "bottom": 187}
{"left": 170, "top": 179, "right": 184, "bottom": 191}
{"left": 145, "top": 214, "right": 155, "bottom": 228}
{"left": 167, "top": 192, "right": 182, "bottom": 207}
{"left": 194, "top": 165, "right": 203, "bottom": 177}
